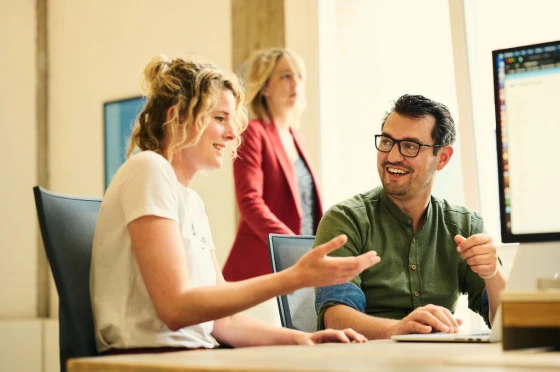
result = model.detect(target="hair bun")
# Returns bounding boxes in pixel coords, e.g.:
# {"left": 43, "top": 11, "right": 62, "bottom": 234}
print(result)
{"left": 141, "top": 55, "right": 173, "bottom": 97}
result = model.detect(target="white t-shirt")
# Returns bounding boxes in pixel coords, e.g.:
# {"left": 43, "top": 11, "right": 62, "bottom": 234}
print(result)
{"left": 90, "top": 151, "right": 217, "bottom": 352}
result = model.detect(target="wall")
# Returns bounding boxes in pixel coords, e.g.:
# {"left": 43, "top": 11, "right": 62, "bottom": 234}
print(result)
{"left": 319, "top": 0, "right": 466, "bottom": 209}
{"left": 0, "top": 0, "right": 42, "bottom": 370}
{"left": 0, "top": 0, "right": 38, "bottom": 319}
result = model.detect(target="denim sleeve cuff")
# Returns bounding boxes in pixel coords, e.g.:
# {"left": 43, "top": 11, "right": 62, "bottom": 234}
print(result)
{"left": 480, "top": 287, "right": 492, "bottom": 328}
{"left": 481, "top": 287, "right": 489, "bottom": 314}
{"left": 315, "top": 282, "right": 366, "bottom": 330}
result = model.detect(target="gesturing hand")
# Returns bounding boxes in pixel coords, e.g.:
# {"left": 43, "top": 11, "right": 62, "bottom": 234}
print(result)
{"left": 291, "top": 234, "right": 381, "bottom": 288}
{"left": 296, "top": 328, "right": 368, "bottom": 345}
{"left": 455, "top": 234, "right": 499, "bottom": 280}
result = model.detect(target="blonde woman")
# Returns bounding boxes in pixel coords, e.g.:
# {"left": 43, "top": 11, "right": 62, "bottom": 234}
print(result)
{"left": 223, "top": 48, "right": 322, "bottom": 283}
{"left": 90, "top": 55, "right": 380, "bottom": 354}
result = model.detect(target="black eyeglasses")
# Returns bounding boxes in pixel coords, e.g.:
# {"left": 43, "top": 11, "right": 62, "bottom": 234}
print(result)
{"left": 374, "top": 134, "right": 442, "bottom": 158}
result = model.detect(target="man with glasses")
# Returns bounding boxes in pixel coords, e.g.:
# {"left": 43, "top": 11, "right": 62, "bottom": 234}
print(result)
{"left": 314, "top": 94, "right": 506, "bottom": 339}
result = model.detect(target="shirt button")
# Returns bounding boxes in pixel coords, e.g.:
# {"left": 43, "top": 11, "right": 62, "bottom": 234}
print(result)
{"left": 411, "top": 264, "right": 417, "bottom": 270}
{"left": 414, "top": 291, "right": 419, "bottom": 297}
{"left": 407, "top": 219, "right": 412, "bottom": 224}
{"left": 412, "top": 237, "right": 417, "bottom": 243}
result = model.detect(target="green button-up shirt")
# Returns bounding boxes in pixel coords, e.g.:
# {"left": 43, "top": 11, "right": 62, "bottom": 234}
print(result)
{"left": 315, "top": 186, "right": 490, "bottom": 329}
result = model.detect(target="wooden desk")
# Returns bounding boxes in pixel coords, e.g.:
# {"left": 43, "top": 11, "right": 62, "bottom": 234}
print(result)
{"left": 68, "top": 340, "right": 560, "bottom": 372}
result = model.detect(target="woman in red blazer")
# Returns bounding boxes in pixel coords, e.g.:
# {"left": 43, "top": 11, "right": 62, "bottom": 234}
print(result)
{"left": 223, "top": 48, "right": 323, "bottom": 282}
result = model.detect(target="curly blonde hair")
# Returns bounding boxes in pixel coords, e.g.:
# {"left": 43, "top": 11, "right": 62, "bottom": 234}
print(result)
{"left": 245, "top": 48, "right": 306, "bottom": 126}
{"left": 127, "top": 55, "right": 248, "bottom": 162}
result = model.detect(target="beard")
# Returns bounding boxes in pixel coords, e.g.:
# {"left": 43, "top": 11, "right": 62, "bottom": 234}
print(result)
{"left": 379, "top": 159, "right": 436, "bottom": 200}
{"left": 379, "top": 161, "right": 413, "bottom": 197}
{"left": 383, "top": 178, "right": 409, "bottom": 196}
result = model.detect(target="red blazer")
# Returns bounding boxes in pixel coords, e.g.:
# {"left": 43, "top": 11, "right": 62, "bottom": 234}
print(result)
{"left": 222, "top": 119, "right": 323, "bottom": 281}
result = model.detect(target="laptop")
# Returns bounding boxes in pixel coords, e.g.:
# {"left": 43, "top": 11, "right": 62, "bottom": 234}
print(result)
{"left": 391, "top": 242, "right": 560, "bottom": 343}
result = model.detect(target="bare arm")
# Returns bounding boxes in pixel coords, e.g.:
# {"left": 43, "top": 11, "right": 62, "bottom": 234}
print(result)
{"left": 129, "top": 215, "right": 379, "bottom": 331}
{"left": 210, "top": 253, "right": 367, "bottom": 347}
{"left": 324, "top": 304, "right": 463, "bottom": 340}
{"left": 455, "top": 234, "right": 507, "bottom": 324}
{"left": 484, "top": 269, "right": 507, "bottom": 324}
{"left": 213, "top": 312, "right": 367, "bottom": 346}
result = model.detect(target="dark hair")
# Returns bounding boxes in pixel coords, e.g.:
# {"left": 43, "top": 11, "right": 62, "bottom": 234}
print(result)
{"left": 381, "top": 94, "right": 456, "bottom": 154}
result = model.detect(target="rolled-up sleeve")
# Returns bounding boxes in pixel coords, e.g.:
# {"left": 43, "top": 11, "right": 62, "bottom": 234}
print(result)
{"left": 315, "top": 282, "right": 366, "bottom": 330}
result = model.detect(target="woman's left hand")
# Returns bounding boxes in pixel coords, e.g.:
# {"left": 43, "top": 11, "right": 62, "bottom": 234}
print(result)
{"left": 296, "top": 328, "right": 368, "bottom": 345}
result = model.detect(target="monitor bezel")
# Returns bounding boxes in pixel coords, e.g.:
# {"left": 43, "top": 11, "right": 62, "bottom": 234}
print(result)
{"left": 493, "top": 39, "right": 560, "bottom": 243}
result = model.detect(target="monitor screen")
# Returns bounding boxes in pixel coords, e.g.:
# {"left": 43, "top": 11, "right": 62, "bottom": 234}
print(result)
{"left": 493, "top": 40, "right": 560, "bottom": 243}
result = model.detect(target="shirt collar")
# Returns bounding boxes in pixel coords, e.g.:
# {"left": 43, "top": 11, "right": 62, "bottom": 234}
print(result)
{"left": 379, "top": 187, "right": 433, "bottom": 231}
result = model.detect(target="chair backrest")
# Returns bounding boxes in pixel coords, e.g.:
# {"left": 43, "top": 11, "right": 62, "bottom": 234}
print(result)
{"left": 268, "top": 234, "right": 317, "bottom": 333}
{"left": 33, "top": 186, "right": 101, "bottom": 371}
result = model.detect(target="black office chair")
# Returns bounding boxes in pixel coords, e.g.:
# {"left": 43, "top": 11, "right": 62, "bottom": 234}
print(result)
{"left": 268, "top": 234, "right": 318, "bottom": 333}
{"left": 33, "top": 186, "right": 101, "bottom": 372}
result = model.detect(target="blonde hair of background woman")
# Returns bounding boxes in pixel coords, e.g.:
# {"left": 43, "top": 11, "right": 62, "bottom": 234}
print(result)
{"left": 127, "top": 55, "right": 248, "bottom": 162}
{"left": 245, "top": 48, "right": 307, "bottom": 127}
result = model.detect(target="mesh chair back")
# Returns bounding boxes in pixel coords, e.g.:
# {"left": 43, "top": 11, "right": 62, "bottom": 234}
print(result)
{"left": 268, "top": 234, "right": 317, "bottom": 332}
{"left": 33, "top": 186, "right": 101, "bottom": 371}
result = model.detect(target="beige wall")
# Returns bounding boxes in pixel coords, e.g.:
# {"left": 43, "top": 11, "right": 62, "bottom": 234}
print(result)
{"left": 0, "top": 0, "right": 42, "bottom": 370}
{"left": 0, "top": 0, "right": 38, "bottom": 318}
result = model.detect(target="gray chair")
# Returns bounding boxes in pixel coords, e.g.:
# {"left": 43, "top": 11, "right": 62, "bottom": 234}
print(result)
{"left": 33, "top": 186, "right": 101, "bottom": 372}
{"left": 267, "top": 234, "right": 317, "bottom": 333}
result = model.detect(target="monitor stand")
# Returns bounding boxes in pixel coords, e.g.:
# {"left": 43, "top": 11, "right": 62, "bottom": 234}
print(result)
{"left": 505, "top": 241, "right": 560, "bottom": 292}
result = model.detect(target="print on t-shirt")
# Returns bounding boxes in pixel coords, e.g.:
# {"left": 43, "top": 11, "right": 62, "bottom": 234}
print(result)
{"left": 191, "top": 222, "right": 208, "bottom": 247}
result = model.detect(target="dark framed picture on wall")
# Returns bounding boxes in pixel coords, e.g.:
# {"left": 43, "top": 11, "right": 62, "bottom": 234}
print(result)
{"left": 103, "top": 96, "right": 146, "bottom": 189}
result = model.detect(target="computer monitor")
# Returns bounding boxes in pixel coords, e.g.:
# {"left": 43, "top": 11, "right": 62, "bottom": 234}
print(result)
{"left": 493, "top": 39, "right": 560, "bottom": 244}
